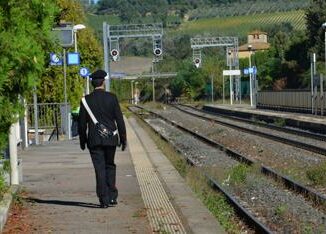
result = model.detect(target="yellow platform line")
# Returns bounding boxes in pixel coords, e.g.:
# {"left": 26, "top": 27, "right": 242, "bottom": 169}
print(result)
{"left": 126, "top": 118, "right": 186, "bottom": 234}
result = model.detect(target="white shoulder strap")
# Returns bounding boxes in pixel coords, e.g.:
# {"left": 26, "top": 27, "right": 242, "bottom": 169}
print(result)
{"left": 81, "top": 97, "right": 98, "bottom": 124}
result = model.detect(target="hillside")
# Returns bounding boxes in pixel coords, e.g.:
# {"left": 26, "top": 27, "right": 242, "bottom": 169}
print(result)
{"left": 172, "top": 10, "right": 305, "bottom": 37}
{"left": 110, "top": 56, "right": 153, "bottom": 75}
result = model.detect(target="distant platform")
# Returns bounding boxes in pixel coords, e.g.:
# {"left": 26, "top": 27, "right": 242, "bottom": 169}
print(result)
{"left": 203, "top": 104, "right": 326, "bottom": 134}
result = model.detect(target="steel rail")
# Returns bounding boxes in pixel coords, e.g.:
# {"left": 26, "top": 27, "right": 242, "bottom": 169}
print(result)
{"left": 179, "top": 104, "right": 326, "bottom": 142}
{"left": 130, "top": 105, "right": 326, "bottom": 205}
{"left": 173, "top": 104, "right": 326, "bottom": 156}
{"left": 128, "top": 106, "right": 273, "bottom": 234}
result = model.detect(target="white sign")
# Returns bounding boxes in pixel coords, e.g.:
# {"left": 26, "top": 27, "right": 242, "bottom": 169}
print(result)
{"left": 50, "top": 53, "right": 62, "bottom": 66}
{"left": 79, "top": 67, "right": 90, "bottom": 77}
{"left": 223, "top": 70, "right": 241, "bottom": 76}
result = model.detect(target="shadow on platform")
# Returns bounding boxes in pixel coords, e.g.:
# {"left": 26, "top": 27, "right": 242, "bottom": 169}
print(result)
{"left": 26, "top": 197, "right": 100, "bottom": 209}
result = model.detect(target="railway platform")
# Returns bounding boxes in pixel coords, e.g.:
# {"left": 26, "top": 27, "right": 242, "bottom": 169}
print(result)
{"left": 203, "top": 104, "right": 326, "bottom": 134}
{"left": 5, "top": 117, "right": 225, "bottom": 233}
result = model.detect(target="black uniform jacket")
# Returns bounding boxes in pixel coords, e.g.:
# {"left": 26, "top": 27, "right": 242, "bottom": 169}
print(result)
{"left": 78, "top": 89, "right": 126, "bottom": 149}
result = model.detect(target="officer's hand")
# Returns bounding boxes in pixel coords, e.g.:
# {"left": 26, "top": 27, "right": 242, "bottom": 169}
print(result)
{"left": 121, "top": 142, "right": 127, "bottom": 151}
{"left": 80, "top": 144, "right": 85, "bottom": 151}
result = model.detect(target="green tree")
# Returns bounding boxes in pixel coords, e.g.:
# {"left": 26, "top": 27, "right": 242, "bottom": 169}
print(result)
{"left": 305, "top": 0, "right": 326, "bottom": 60}
{"left": 0, "top": 0, "right": 58, "bottom": 151}
{"left": 39, "top": 0, "right": 103, "bottom": 108}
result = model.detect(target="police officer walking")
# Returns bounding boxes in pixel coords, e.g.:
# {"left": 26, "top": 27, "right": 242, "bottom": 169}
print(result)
{"left": 78, "top": 70, "right": 127, "bottom": 208}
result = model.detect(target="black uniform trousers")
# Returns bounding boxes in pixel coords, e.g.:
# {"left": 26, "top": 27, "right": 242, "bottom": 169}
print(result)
{"left": 89, "top": 145, "right": 118, "bottom": 204}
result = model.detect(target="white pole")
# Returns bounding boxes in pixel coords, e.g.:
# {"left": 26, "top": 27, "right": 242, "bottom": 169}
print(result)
{"left": 230, "top": 76, "right": 233, "bottom": 105}
{"left": 74, "top": 30, "right": 78, "bottom": 53}
{"left": 9, "top": 122, "right": 19, "bottom": 185}
{"left": 211, "top": 75, "right": 214, "bottom": 103}
{"left": 33, "top": 87, "right": 39, "bottom": 145}
{"left": 311, "top": 56, "right": 314, "bottom": 114}
{"left": 24, "top": 101, "right": 28, "bottom": 148}
{"left": 103, "top": 22, "right": 110, "bottom": 91}
{"left": 223, "top": 75, "right": 225, "bottom": 104}
{"left": 86, "top": 76, "right": 90, "bottom": 95}
{"left": 63, "top": 48, "right": 69, "bottom": 139}
{"left": 229, "top": 63, "right": 233, "bottom": 105}
{"left": 131, "top": 81, "right": 134, "bottom": 104}
{"left": 68, "top": 113, "right": 72, "bottom": 140}
{"left": 152, "top": 62, "right": 155, "bottom": 102}
{"left": 249, "top": 51, "right": 253, "bottom": 107}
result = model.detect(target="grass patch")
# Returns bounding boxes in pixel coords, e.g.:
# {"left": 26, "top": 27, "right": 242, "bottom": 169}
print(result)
{"left": 121, "top": 103, "right": 133, "bottom": 118}
{"left": 143, "top": 102, "right": 166, "bottom": 110}
{"left": 3, "top": 159, "right": 10, "bottom": 173}
{"left": 0, "top": 170, "right": 9, "bottom": 200}
{"left": 228, "top": 164, "right": 250, "bottom": 186}
{"left": 306, "top": 162, "right": 326, "bottom": 186}
{"left": 275, "top": 204, "right": 288, "bottom": 217}
{"left": 274, "top": 118, "right": 286, "bottom": 127}
{"left": 134, "top": 114, "right": 243, "bottom": 233}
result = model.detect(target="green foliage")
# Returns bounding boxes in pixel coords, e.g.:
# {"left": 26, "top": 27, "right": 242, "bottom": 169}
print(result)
{"left": 275, "top": 204, "right": 288, "bottom": 217}
{"left": 0, "top": 170, "right": 8, "bottom": 199}
{"left": 0, "top": 0, "right": 58, "bottom": 151}
{"left": 3, "top": 160, "right": 10, "bottom": 173}
{"left": 38, "top": 0, "right": 103, "bottom": 109}
{"left": 228, "top": 164, "right": 250, "bottom": 185}
{"left": 306, "top": 162, "right": 326, "bottom": 186}
{"left": 188, "top": 0, "right": 308, "bottom": 20}
{"left": 305, "top": 0, "right": 326, "bottom": 64}
{"left": 170, "top": 60, "right": 207, "bottom": 100}
{"left": 172, "top": 10, "right": 306, "bottom": 37}
{"left": 95, "top": 0, "right": 307, "bottom": 26}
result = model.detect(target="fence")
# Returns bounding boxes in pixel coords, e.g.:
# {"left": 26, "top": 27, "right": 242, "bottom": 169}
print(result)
{"left": 27, "top": 103, "right": 70, "bottom": 142}
{"left": 257, "top": 90, "right": 325, "bottom": 115}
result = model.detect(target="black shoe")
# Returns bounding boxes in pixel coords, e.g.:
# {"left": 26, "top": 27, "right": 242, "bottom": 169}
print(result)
{"left": 100, "top": 202, "right": 109, "bottom": 208}
{"left": 100, "top": 201, "right": 109, "bottom": 209}
{"left": 109, "top": 199, "right": 118, "bottom": 206}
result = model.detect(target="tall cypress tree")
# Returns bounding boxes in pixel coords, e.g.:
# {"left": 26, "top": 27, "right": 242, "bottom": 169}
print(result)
{"left": 305, "top": 0, "right": 326, "bottom": 59}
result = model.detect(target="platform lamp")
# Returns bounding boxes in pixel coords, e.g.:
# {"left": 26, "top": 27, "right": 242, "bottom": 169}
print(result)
{"left": 52, "top": 23, "right": 74, "bottom": 139}
{"left": 73, "top": 24, "right": 86, "bottom": 53}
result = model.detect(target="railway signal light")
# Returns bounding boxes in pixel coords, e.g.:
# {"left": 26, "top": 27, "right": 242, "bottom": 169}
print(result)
{"left": 153, "top": 48, "right": 162, "bottom": 57}
{"left": 194, "top": 58, "right": 201, "bottom": 68}
{"left": 111, "top": 49, "right": 119, "bottom": 61}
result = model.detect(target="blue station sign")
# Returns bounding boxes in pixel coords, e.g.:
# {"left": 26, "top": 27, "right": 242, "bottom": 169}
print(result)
{"left": 79, "top": 67, "right": 90, "bottom": 77}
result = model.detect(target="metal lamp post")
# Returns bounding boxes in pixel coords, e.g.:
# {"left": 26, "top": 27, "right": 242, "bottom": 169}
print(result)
{"left": 52, "top": 24, "right": 74, "bottom": 138}
{"left": 73, "top": 24, "right": 86, "bottom": 53}
{"left": 248, "top": 44, "right": 253, "bottom": 107}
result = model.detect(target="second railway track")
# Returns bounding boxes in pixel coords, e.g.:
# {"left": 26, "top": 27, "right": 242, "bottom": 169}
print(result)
{"left": 174, "top": 104, "right": 326, "bottom": 156}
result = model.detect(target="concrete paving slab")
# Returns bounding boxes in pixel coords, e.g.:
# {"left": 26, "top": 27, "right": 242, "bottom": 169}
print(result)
{"left": 20, "top": 140, "right": 150, "bottom": 233}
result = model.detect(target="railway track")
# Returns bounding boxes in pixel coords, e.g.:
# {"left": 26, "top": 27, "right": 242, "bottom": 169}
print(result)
{"left": 129, "top": 106, "right": 272, "bottom": 233}
{"left": 185, "top": 104, "right": 326, "bottom": 142}
{"left": 174, "top": 104, "right": 326, "bottom": 156}
{"left": 129, "top": 105, "right": 326, "bottom": 233}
